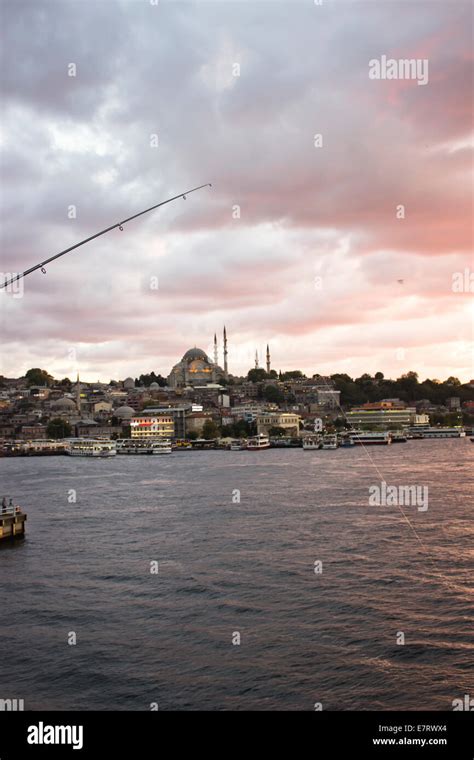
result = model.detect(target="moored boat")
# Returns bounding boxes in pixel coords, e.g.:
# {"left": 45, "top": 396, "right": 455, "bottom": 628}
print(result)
{"left": 390, "top": 431, "right": 408, "bottom": 443}
{"left": 302, "top": 436, "right": 321, "bottom": 450}
{"left": 350, "top": 431, "right": 392, "bottom": 445}
{"left": 246, "top": 434, "right": 270, "bottom": 450}
{"left": 116, "top": 439, "right": 172, "bottom": 454}
{"left": 339, "top": 436, "right": 355, "bottom": 448}
{"left": 321, "top": 434, "right": 338, "bottom": 450}
{"left": 65, "top": 438, "right": 117, "bottom": 457}
{"left": 413, "top": 427, "right": 466, "bottom": 439}
{"left": 230, "top": 439, "right": 246, "bottom": 451}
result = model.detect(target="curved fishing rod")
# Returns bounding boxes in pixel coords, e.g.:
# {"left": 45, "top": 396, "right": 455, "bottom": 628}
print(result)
{"left": 1, "top": 183, "right": 212, "bottom": 290}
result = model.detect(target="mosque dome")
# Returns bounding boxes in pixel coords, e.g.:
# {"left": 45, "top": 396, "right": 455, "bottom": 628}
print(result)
{"left": 51, "top": 397, "right": 77, "bottom": 410}
{"left": 123, "top": 377, "right": 135, "bottom": 390}
{"left": 182, "top": 348, "right": 209, "bottom": 362}
{"left": 149, "top": 382, "right": 159, "bottom": 389}
{"left": 114, "top": 405, "right": 135, "bottom": 419}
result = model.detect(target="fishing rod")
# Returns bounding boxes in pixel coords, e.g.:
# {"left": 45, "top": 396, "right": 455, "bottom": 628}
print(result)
{"left": 1, "top": 183, "right": 212, "bottom": 290}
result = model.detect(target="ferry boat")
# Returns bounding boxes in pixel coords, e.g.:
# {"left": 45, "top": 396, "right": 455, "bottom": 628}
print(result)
{"left": 339, "top": 436, "right": 355, "bottom": 448}
{"left": 302, "top": 436, "right": 321, "bottom": 450}
{"left": 415, "top": 427, "right": 466, "bottom": 439}
{"left": 321, "top": 434, "right": 338, "bottom": 450}
{"left": 350, "top": 431, "right": 392, "bottom": 445}
{"left": 116, "top": 439, "right": 172, "bottom": 454}
{"left": 390, "top": 431, "right": 408, "bottom": 443}
{"left": 65, "top": 438, "right": 117, "bottom": 457}
{"left": 246, "top": 434, "right": 270, "bottom": 451}
{"left": 230, "top": 439, "right": 246, "bottom": 451}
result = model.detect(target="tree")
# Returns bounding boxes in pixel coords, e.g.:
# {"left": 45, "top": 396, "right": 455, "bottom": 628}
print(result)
{"left": 262, "top": 385, "right": 284, "bottom": 403}
{"left": 202, "top": 419, "right": 219, "bottom": 439}
{"left": 446, "top": 376, "right": 461, "bottom": 387}
{"left": 137, "top": 372, "right": 167, "bottom": 387}
{"left": 46, "top": 418, "right": 71, "bottom": 439}
{"left": 374, "top": 372, "right": 384, "bottom": 381}
{"left": 396, "top": 371, "right": 419, "bottom": 401}
{"left": 187, "top": 431, "right": 198, "bottom": 440}
{"left": 247, "top": 368, "right": 268, "bottom": 383}
{"left": 355, "top": 373, "right": 374, "bottom": 388}
{"left": 25, "top": 368, "right": 54, "bottom": 387}
{"left": 281, "top": 370, "right": 305, "bottom": 380}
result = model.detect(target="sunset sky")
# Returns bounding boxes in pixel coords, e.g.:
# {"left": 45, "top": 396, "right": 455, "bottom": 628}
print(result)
{"left": 1, "top": 0, "right": 472, "bottom": 383}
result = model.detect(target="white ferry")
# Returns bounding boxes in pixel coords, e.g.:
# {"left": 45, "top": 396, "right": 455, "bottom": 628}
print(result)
{"left": 65, "top": 438, "right": 117, "bottom": 457}
{"left": 350, "top": 431, "right": 392, "bottom": 445}
{"left": 246, "top": 434, "right": 270, "bottom": 451}
{"left": 321, "top": 434, "right": 338, "bottom": 450}
{"left": 416, "top": 427, "right": 466, "bottom": 439}
{"left": 302, "top": 436, "right": 321, "bottom": 451}
{"left": 116, "top": 439, "right": 172, "bottom": 454}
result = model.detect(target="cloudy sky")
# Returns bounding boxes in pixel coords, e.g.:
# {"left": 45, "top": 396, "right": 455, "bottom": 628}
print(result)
{"left": 0, "top": 0, "right": 472, "bottom": 383}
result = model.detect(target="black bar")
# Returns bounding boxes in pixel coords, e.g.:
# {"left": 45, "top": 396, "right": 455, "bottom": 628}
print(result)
{"left": 0, "top": 710, "right": 472, "bottom": 758}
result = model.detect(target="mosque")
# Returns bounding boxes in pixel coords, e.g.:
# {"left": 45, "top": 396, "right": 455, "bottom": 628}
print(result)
{"left": 167, "top": 327, "right": 229, "bottom": 388}
{"left": 167, "top": 328, "right": 272, "bottom": 388}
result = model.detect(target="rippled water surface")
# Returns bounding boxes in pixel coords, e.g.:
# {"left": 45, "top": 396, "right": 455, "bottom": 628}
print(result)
{"left": 0, "top": 439, "right": 472, "bottom": 710}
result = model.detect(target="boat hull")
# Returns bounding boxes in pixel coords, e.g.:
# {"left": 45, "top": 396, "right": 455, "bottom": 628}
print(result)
{"left": 66, "top": 450, "right": 117, "bottom": 457}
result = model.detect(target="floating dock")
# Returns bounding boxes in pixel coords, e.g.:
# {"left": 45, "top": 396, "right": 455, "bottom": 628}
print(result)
{"left": 0, "top": 510, "right": 27, "bottom": 541}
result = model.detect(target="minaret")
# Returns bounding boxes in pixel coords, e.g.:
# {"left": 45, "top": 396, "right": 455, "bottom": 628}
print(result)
{"left": 76, "top": 373, "right": 81, "bottom": 415}
{"left": 266, "top": 344, "right": 271, "bottom": 374}
{"left": 255, "top": 350, "right": 259, "bottom": 369}
{"left": 223, "top": 326, "right": 228, "bottom": 379}
{"left": 214, "top": 333, "right": 218, "bottom": 365}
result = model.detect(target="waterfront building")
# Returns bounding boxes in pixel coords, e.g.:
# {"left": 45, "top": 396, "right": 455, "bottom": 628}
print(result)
{"left": 130, "top": 414, "right": 174, "bottom": 439}
{"left": 0, "top": 424, "right": 15, "bottom": 439}
{"left": 75, "top": 420, "right": 115, "bottom": 438}
{"left": 185, "top": 411, "right": 215, "bottom": 436}
{"left": 133, "top": 405, "right": 191, "bottom": 439}
{"left": 346, "top": 407, "right": 429, "bottom": 429}
{"left": 256, "top": 412, "right": 301, "bottom": 436}
{"left": 230, "top": 404, "right": 275, "bottom": 424}
{"left": 19, "top": 424, "right": 46, "bottom": 440}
